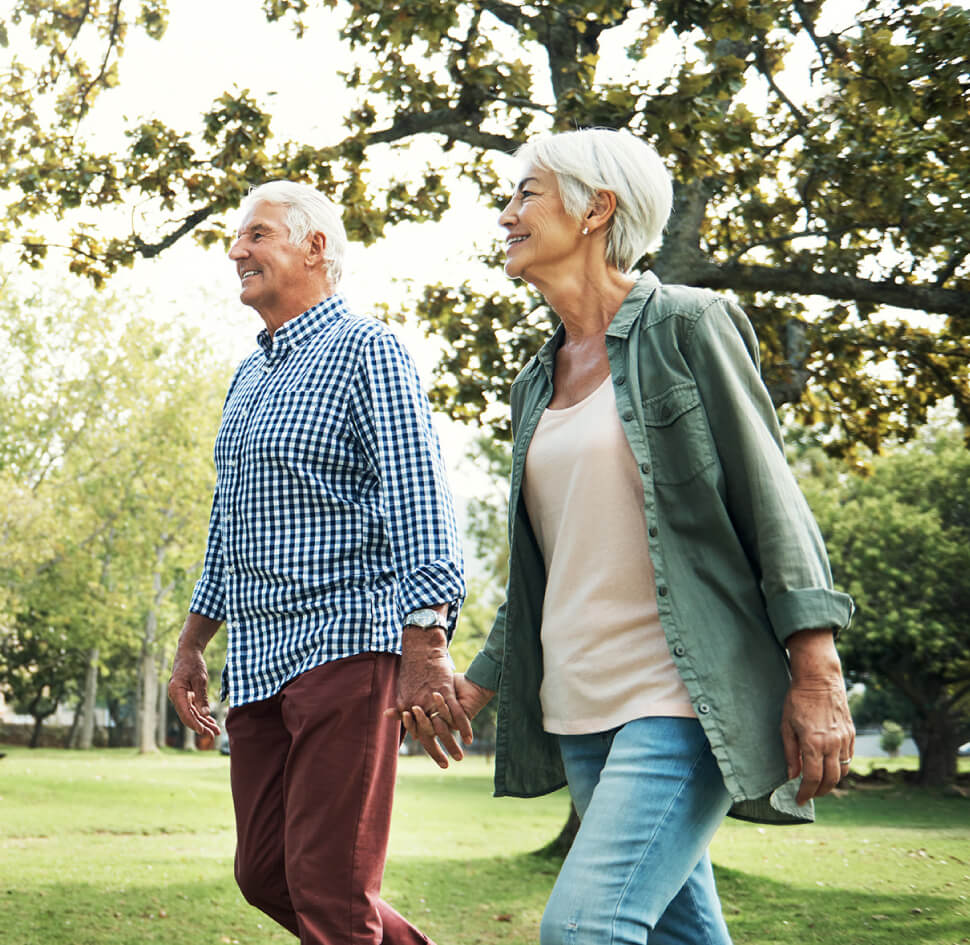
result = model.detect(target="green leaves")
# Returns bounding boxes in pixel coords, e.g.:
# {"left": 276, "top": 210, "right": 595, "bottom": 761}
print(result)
{"left": 1, "top": 1, "right": 967, "bottom": 452}
{"left": 0, "top": 281, "right": 231, "bottom": 737}
{"left": 802, "top": 424, "right": 970, "bottom": 779}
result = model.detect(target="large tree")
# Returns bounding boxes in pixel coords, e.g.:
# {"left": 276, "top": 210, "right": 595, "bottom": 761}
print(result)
{"left": 800, "top": 423, "right": 970, "bottom": 786}
{"left": 3, "top": 0, "right": 968, "bottom": 450}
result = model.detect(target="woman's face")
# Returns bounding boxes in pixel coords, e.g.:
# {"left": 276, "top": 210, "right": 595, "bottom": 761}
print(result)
{"left": 498, "top": 164, "right": 584, "bottom": 286}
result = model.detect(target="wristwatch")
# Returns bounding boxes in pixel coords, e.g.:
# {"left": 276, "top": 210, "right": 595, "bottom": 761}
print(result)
{"left": 403, "top": 608, "right": 449, "bottom": 632}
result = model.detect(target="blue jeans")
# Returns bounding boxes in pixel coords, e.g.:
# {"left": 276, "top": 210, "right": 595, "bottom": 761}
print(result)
{"left": 541, "top": 717, "right": 734, "bottom": 945}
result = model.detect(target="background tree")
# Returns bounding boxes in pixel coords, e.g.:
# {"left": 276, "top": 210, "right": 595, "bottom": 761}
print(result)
{"left": 0, "top": 281, "right": 228, "bottom": 748}
{"left": 2, "top": 0, "right": 968, "bottom": 451}
{"left": 802, "top": 423, "right": 970, "bottom": 785}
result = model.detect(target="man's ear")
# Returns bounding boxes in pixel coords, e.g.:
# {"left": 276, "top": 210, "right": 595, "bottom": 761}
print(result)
{"left": 305, "top": 231, "right": 327, "bottom": 268}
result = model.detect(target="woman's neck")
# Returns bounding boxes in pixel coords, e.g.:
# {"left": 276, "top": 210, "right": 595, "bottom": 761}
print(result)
{"left": 536, "top": 266, "right": 636, "bottom": 341}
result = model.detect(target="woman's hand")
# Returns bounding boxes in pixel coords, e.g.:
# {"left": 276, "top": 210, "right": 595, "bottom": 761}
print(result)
{"left": 781, "top": 628, "right": 855, "bottom": 805}
{"left": 402, "top": 674, "right": 496, "bottom": 770}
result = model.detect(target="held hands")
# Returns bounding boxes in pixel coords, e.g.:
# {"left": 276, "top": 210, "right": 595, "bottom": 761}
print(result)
{"left": 385, "top": 641, "right": 495, "bottom": 768}
{"left": 781, "top": 628, "right": 855, "bottom": 806}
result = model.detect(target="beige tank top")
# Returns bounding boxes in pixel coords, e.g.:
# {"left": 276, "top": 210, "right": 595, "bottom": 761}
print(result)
{"left": 522, "top": 376, "right": 695, "bottom": 734}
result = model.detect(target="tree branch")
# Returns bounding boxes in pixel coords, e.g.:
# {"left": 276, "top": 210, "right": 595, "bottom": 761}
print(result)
{"left": 132, "top": 204, "right": 217, "bottom": 258}
{"left": 695, "top": 260, "right": 970, "bottom": 319}
{"left": 476, "top": 0, "right": 534, "bottom": 32}
{"left": 362, "top": 109, "right": 519, "bottom": 152}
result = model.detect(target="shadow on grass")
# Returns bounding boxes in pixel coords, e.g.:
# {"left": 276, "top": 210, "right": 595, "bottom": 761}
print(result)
{"left": 713, "top": 864, "right": 968, "bottom": 945}
{"left": 6, "top": 851, "right": 967, "bottom": 945}
{"left": 815, "top": 789, "right": 970, "bottom": 831}
{"left": 0, "top": 877, "right": 293, "bottom": 945}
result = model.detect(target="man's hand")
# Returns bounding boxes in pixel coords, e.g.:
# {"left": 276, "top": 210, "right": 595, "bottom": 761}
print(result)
{"left": 387, "top": 626, "right": 473, "bottom": 766}
{"left": 402, "top": 674, "right": 496, "bottom": 770}
{"left": 167, "top": 614, "right": 222, "bottom": 739}
{"left": 781, "top": 628, "right": 855, "bottom": 805}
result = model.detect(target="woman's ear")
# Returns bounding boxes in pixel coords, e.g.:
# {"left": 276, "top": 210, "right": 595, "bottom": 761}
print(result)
{"left": 585, "top": 190, "right": 617, "bottom": 234}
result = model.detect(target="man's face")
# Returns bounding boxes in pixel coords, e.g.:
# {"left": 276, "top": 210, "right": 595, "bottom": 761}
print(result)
{"left": 228, "top": 201, "right": 310, "bottom": 320}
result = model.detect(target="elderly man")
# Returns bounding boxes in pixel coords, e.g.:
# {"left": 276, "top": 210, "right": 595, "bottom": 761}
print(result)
{"left": 168, "top": 181, "right": 466, "bottom": 945}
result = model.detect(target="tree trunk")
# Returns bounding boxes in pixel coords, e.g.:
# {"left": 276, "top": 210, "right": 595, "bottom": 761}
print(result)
{"left": 65, "top": 698, "right": 83, "bottom": 748}
{"left": 78, "top": 647, "right": 100, "bottom": 749}
{"left": 912, "top": 710, "right": 960, "bottom": 786}
{"left": 155, "top": 647, "right": 168, "bottom": 748}
{"left": 535, "top": 801, "right": 580, "bottom": 859}
{"left": 29, "top": 713, "right": 44, "bottom": 748}
{"left": 138, "top": 625, "right": 159, "bottom": 753}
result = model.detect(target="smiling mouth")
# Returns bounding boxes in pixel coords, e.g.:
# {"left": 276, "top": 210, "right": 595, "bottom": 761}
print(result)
{"left": 506, "top": 235, "right": 529, "bottom": 250}
{"left": 240, "top": 270, "right": 260, "bottom": 281}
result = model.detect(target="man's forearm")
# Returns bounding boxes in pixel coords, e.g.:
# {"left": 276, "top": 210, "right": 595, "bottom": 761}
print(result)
{"left": 176, "top": 612, "right": 223, "bottom": 655}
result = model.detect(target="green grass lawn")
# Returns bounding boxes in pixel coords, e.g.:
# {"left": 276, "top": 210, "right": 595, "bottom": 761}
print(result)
{"left": 1, "top": 746, "right": 968, "bottom": 944}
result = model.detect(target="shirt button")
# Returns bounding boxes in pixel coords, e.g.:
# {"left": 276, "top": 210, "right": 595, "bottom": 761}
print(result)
{"left": 673, "top": 644, "right": 686, "bottom": 657}
{"left": 697, "top": 703, "right": 711, "bottom": 715}
{"left": 227, "top": 565, "right": 235, "bottom": 575}
{"left": 657, "top": 585, "right": 668, "bottom": 596}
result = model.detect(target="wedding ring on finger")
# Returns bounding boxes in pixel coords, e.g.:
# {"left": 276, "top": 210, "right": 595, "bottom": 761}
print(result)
{"left": 428, "top": 710, "right": 441, "bottom": 720}
{"left": 839, "top": 757, "right": 852, "bottom": 765}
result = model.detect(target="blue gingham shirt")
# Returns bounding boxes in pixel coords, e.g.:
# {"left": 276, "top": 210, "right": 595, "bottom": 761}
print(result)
{"left": 189, "top": 294, "right": 465, "bottom": 707}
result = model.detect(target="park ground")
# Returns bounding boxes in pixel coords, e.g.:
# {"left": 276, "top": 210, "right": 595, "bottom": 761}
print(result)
{"left": 0, "top": 747, "right": 968, "bottom": 945}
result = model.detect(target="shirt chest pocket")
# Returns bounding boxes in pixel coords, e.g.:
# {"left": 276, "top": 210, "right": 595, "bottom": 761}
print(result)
{"left": 641, "top": 383, "right": 716, "bottom": 485}
{"left": 249, "top": 388, "right": 349, "bottom": 469}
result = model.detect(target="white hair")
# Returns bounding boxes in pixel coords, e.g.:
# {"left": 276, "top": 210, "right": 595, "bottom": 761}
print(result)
{"left": 241, "top": 181, "right": 348, "bottom": 284}
{"left": 515, "top": 128, "right": 673, "bottom": 272}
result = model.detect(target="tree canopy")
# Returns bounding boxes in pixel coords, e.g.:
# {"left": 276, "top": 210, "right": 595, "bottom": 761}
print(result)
{"left": 3, "top": 0, "right": 969, "bottom": 450}
{"left": 801, "top": 423, "right": 970, "bottom": 785}
{"left": 0, "top": 282, "right": 229, "bottom": 746}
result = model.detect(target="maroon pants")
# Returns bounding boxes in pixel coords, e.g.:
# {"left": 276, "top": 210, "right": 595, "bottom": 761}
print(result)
{"left": 226, "top": 652, "right": 433, "bottom": 945}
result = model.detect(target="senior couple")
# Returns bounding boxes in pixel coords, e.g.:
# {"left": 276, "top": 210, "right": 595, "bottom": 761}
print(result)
{"left": 169, "top": 128, "right": 855, "bottom": 945}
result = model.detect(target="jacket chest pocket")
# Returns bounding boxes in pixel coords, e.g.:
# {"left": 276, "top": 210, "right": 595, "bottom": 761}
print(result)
{"left": 642, "top": 384, "right": 716, "bottom": 485}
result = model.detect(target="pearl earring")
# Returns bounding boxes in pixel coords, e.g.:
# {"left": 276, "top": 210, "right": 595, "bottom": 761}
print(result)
{"left": 582, "top": 227, "right": 589, "bottom": 235}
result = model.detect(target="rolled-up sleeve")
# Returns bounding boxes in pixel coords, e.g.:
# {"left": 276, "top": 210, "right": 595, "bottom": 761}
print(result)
{"left": 189, "top": 485, "right": 227, "bottom": 621}
{"left": 687, "top": 300, "right": 853, "bottom": 643}
{"left": 350, "top": 331, "right": 465, "bottom": 630}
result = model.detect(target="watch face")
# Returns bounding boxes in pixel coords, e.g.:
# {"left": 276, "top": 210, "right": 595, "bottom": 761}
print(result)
{"left": 406, "top": 608, "right": 442, "bottom": 628}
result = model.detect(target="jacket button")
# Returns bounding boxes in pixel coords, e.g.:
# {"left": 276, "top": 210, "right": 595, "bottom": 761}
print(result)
{"left": 640, "top": 462, "right": 651, "bottom": 474}
{"left": 657, "top": 585, "right": 668, "bottom": 596}
{"left": 673, "top": 644, "right": 686, "bottom": 657}
{"left": 623, "top": 410, "right": 633, "bottom": 422}
{"left": 697, "top": 703, "right": 711, "bottom": 714}
{"left": 616, "top": 375, "right": 626, "bottom": 385}
{"left": 648, "top": 525, "right": 658, "bottom": 538}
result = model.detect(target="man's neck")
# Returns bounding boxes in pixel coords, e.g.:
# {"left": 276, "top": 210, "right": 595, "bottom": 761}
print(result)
{"left": 259, "top": 284, "right": 336, "bottom": 337}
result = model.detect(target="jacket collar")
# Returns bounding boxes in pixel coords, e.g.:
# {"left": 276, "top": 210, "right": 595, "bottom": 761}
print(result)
{"left": 530, "top": 271, "right": 660, "bottom": 381}
{"left": 605, "top": 270, "right": 660, "bottom": 339}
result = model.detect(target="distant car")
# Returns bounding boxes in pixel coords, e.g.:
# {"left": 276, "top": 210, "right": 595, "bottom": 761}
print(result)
{"left": 958, "top": 742, "right": 970, "bottom": 757}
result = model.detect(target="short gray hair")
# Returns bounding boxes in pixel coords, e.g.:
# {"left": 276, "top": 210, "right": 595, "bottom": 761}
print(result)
{"left": 515, "top": 129, "right": 672, "bottom": 272}
{"left": 241, "top": 181, "right": 348, "bottom": 284}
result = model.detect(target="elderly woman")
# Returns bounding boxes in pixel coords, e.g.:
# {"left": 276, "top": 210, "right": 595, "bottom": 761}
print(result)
{"left": 405, "top": 128, "right": 855, "bottom": 944}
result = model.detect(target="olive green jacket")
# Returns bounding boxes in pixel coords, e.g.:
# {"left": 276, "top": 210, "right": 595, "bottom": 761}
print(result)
{"left": 465, "top": 272, "right": 854, "bottom": 824}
